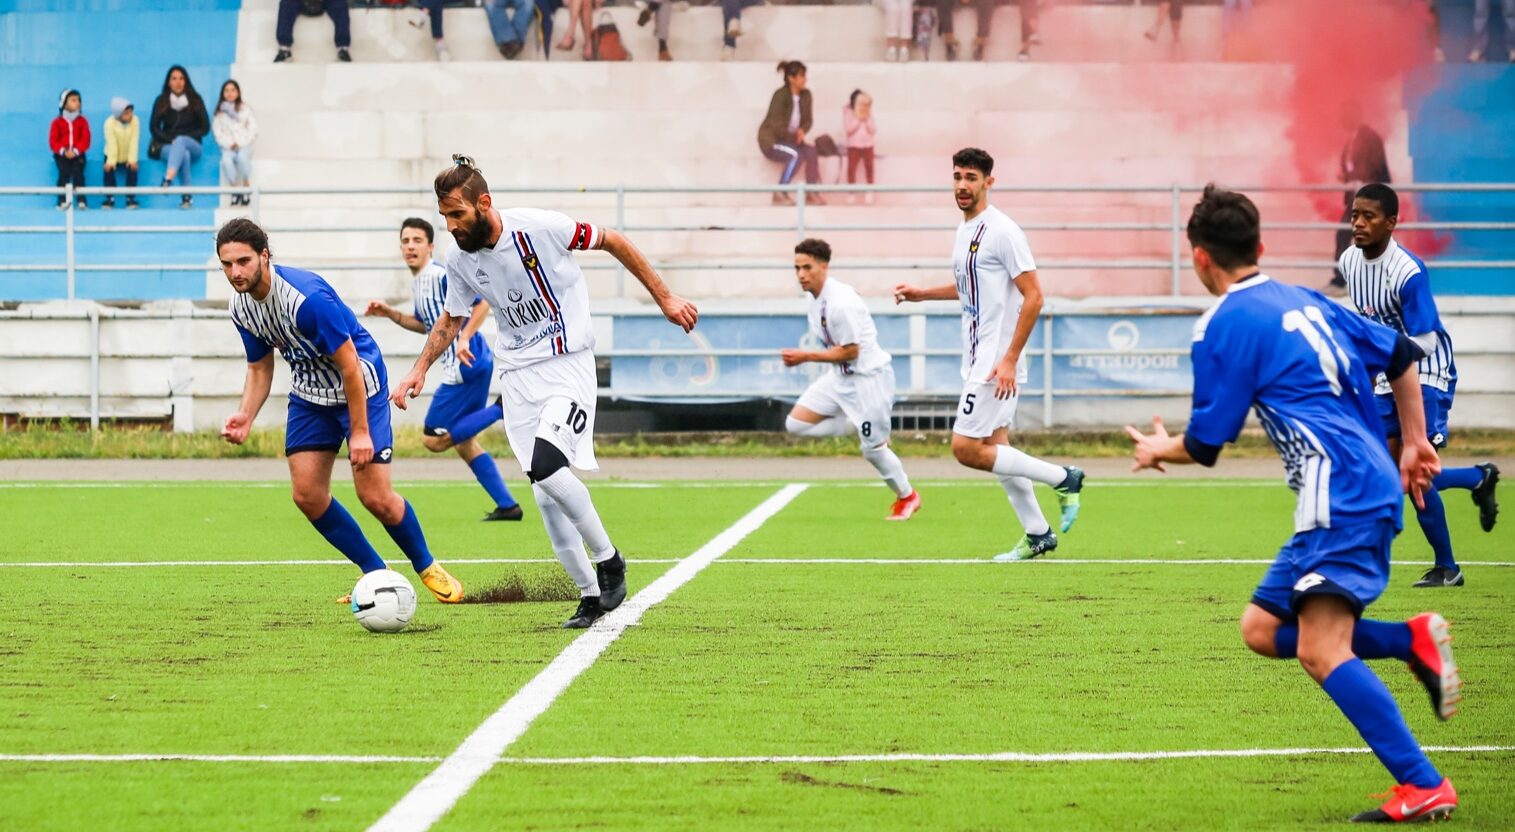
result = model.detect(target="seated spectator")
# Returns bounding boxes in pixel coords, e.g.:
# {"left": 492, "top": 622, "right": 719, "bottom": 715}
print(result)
{"left": 49, "top": 88, "right": 90, "bottom": 210}
{"left": 723, "top": 0, "right": 759, "bottom": 60}
{"left": 213, "top": 80, "right": 258, "bottom": 207}
{"left": 636, "top": 0, "right": 676, "bottom": 61}
{"left": 537, "top": 0, "right": 563, "bottom": 57}
{"left": 936, "top": 0, "right": 993, "bottom": 61}
{"left": 412, "top": 0, "right": 450, "bottom": 61}
{"left": 880, "top": 0, "right": 912, "bottom": 61}
{"left": 844, "top": 90, "right": 876, "bottom": 203}
{"left": 150, "top": 65, "right": 210, "bottom": 209}
{"left": 1469, "top": 0, "right": 1514, "bottom": 62}
{"left": 758, "top": 60, "right": 822, "bottom": 206}
{"left": 556, "top": 0, "right": 599, "bottom": 59}
{"left": 102, "top": 97, "right": 140, "bottom": 210}
{"left": 275, "top": 0, "right": 352, "bottom": 63}
{"left": 485, "top": 0, "right": 535, "bottom": 59}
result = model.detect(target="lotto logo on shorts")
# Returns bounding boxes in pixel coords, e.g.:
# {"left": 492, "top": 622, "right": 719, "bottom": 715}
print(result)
{"left": 1294, "top": 573, "right": 1327, "bottom": 592}
{"left": 379, "top": 448, "right": 393, "bottom": 462}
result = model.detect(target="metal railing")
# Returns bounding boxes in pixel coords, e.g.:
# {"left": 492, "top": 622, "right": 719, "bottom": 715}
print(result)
{"left": 3, "top": 183, "right": 1514, "bottom": 301}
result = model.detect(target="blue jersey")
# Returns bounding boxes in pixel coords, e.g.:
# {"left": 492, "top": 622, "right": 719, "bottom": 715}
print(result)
{"left": 412, "top": 260, "right": 488, "bottom": 386}
{"left": 1187, "top": 274, "right": 1404, "bottom": 533}
{"left": 231, "top": 264, "right": 387, "bottom": 406}
{"left": 1338, "top": 238, "right": 1455, "bottom": 394}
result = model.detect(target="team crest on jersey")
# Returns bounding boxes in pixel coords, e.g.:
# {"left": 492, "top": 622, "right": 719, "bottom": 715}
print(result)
{"left": 969, "top": 242, "right": 979, "bottom": 253}
{"left": 1364, "top": 306, "right": 1376, "bottom": 316}
{"left": 508, "top": 288, "right": 524, "bottom": 303}
{"left": 523, "top": 254, "right": 539, "bottom": 271}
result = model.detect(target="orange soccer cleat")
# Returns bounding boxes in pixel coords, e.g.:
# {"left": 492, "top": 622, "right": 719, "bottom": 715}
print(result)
{"left": 887, "top": 491, "right": 922, "bottom": 521}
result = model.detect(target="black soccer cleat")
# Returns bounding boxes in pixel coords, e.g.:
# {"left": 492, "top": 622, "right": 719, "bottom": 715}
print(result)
{"left": 596, "top": 551, "right": 627, "bottom": 612}
{"left": 1412, "top": 566, "right": 1465, "bottom": 588}
{"left": 1471, "top": 462, "right": 1500, "bottom": 532}
{"left": 483, "top": 504, "right": 524, "bottom": 522}
{"left": 561, "top": 596, "right": 603, "bottom": 629}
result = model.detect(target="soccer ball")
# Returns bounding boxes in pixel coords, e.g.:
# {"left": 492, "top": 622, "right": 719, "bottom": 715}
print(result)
{"left": 351, "top": 569, "right": 417, "bottom": 633}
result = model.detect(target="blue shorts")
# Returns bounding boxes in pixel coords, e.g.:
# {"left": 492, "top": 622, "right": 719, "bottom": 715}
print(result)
{"left": 423, "top": 354, "right": 494, "bottom": 437}
{"left": 286, "top": 391, "right": 395, "bottom": 463}
{"left": 1377, "top": 386, "right": 1452, "bottom": 448}
{"left": 1250, "top": 519, "right": 1397, "bottom": 620}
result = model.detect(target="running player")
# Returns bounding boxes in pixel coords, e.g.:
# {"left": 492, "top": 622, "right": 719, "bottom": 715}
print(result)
{"left": 782, "top": 238, "right": 920, "bottom": 519}
{"left": 1127, "top": 186, "right": 1461, "bottom": 823}
{"left": 1340, "top": 183, "right": 1500, "bottom": 588}
{"left": 392, "top": 155, "right": 699, "bottom": 629}
{"left": 893, "top": 147, "right": 1083, "bottom": 561}
{"left": 365, "top": 217, "right": 523, "bottom": 522}
{"left": 216, "top": 218, "right": 464, "bottom": 604}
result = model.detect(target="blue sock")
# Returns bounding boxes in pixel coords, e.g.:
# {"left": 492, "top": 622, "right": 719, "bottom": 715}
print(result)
{"left": 1321, "top": 659, "right": 1441, "bottom": 788}
{"left": 383, "top": 500, "right": 435, "bottom": 573}
{"left": 1433, "top": 466, "right": 1484, "bottom": 491}
{"left": 1273, "top": 620, "right": 1411, "bottom": 661}
{"left": 468, "top": 452, "right": 518, "bottom": 509}
{"left": 310, "top": 498, "right": 386, "bottom": 573}
{"left": 448, "top": 403, "right": 503, "bottom": 445}
{"left": 1414, "top": 488, "right": 1458, "bottom": 570}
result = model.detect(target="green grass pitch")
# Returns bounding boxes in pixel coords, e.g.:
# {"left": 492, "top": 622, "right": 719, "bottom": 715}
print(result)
{"left": 0, "top": 477, "right": 1511, "bottom": 830}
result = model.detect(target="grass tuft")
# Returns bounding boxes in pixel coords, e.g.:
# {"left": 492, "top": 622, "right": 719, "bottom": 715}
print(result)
{"left": 462, "top": 571, "right": 579, "bottom": 605}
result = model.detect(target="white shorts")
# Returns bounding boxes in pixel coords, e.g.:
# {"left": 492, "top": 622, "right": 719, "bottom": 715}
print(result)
{"left": 794, "top": 366, "right": 896, "bottom": 446}
{"left": 497, "top": 350, "right": 599, "bottom": 472}
{"left": 952, "top": 380, "right": 1019, "bottom": 439}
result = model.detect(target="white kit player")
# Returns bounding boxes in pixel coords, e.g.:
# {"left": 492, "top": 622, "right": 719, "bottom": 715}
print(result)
{"left": 782, "top": 238, "right": 921, "bottom": 519}
{"left": 894, "top": 147, "right": 1084, "bottom": 561}
{"left": 392, "top": 156, "right": 699, "bottom": 629}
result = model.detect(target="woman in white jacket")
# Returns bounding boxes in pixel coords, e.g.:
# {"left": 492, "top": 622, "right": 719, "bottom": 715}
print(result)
{"left": 213, "top": 80, "right": 257, "bottom": 206}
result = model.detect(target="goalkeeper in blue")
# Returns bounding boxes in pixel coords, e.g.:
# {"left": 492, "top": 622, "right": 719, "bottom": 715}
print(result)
{"left": 1127, "top": 186, "right": 1463, "bottom": 824}
{"left": 1338, "top": 183, "right": 1499, "bottom": 588}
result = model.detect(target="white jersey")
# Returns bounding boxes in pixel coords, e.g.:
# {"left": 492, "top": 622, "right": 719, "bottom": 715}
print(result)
{"left": 444, "top": 208, "right": 604, "bottom": 372}
{"left": 952, "top": 205, "right": 1037, "bottom": 383}
{"left": 412, "top": 260, "right": 465, "bottom": 385}
{"left": 807, "top": 277, "right": 891, "bottom": 377}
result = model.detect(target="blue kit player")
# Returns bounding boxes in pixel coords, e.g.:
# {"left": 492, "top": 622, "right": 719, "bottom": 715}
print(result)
{"left": 216, "top": 218, "right": 465, "bottom": 605}
{"left": 1339, "top": 183, "right": 1500, "bottom": 588}
{"left": 366, "top": 218, "right": 522, "bottom": 522}
{"left": 1127, "top": 187, "right": 1463, "bottom": 823}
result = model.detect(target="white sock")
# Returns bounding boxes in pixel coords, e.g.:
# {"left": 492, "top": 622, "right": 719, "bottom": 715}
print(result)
{"left": 786, "top": 415, "right": 850, "bottom": 437}
{"left": 535, "top": 469, "right": 616, "bottom": 562}
{"left": 991, "top": 445, "right": 1068, "bottom": 487}
{"left": 862, "top": 443, "right": 912, "bottom": 498}
{"left": 533, "top": 484, "right": 598, "bottom": 596}
{"left": 998, "top": 474, "right": 1051, "bottom": 536}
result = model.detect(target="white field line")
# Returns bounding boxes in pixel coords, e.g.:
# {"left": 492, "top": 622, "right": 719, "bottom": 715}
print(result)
{"left": 366, "top": 483, "right": 810, "bottom": 832}
{"left": 0, "top": 480, "right": 1282, "bottom": 490}
{"left": 4, "top": 746, "right": 1511, "bottom": 767}
{"left": 4, "top": 558, "right": 1514, "bottom": 569}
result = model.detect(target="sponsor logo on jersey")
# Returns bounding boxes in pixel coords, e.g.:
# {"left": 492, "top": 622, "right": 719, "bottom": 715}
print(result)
{"left": 508, "top": 288, "right": 524, "bottom": 303}
{"left": 501, "top": 297, "right": 555, "bottom": 329}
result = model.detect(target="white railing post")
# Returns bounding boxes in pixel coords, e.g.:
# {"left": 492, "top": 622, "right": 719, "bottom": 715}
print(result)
{"left": 1170, "top": 184, "right": 1182, "bottom": 297}
{"left": 1042, "top": 310, "right": 1054, "bottom": 428}
{"left": 65, "top": 186, "right": 77, "bottom": 300}
{"left": 89, "top": 305, "right": 101, "bottom": 432}
{"left": 795, "top": 183, "right": 806, "bottom": 241}
{"left": 615, "top": 184, "right": 626, "bottom": 298}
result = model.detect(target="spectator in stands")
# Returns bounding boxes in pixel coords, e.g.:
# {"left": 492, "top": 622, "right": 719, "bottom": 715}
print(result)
{"left": 214, "top": 80, "right": 258, "bottom": 208}
{"left": 636, "top": 0, "right": 676, "bottom": 60}
{"left": 723, "top": 0, "right": 760, "bottom": 60}
{"left": 1469, "top": 0, "right": 1515, "bottom": 62}
{"left": 759, "top": 60, "right": 822, "bottom": 206}
{"left": 844, "top": 89, "right": 876, "bottom": 203}
{"left": 486, "top": 0, "right": 536, "bottom": 59}
{"left": 49, "top": 88, "right": 90, "bottom": 210}
{"left": 556, "top": 0, "right": 600, "bottom": 59}
{"left": 880, "top": 0, "right": 913, "bottom": 61}
{"left": 1330, "top": 101, "right": 1391, "bottom": 289}
{"left": 412, "top": 0, "right": 450, "bottom": 61}
{"left": 935, "top": 0, "right": 995, "bottom": 61}
{"left": 538, "top": 0, "right": 564, "bottom": 57}
{"left": 102, "top": 97, "right": 139, "bottom": 210}
{"left": 151, "top": 65, "right": 210, "bottom": 210}
{"left": 1144, "top": 0, "right": 1182, "bottom": 53}
{"left": 275, "top": 0, "right": 352, "bottom": 63}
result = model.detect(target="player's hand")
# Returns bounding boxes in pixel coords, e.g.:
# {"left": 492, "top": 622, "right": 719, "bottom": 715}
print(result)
{"left": 1124, "top": 415, "right": 1171, "bottom": 474}
{"left": 455, "top": 339, "right": 475, "bottom": 366}
{"left": 990, "top": 358, "right": 1018, "bottom": 400}
{"left": 1399, "top": 436, "right": 1441, "bottom": 510}
{"left": 348, "top": 429, "right": 374, "bottom": 471}
{"left": 364, "top": 300, "right": 391, "bottom": 318}
{"left": 659, "top": 294, "right": 699, "bottom": 333}
{"left": 220, "top": 411, "right": 251, "bottom": 445}
{"left": 390, "top": 371, "right": 426, "bottom": 410}
{"left": 780, "top": 348, "right": 806, "bottom": 367}
{"left": 893, "top": 284, "right": 926, "bottom": 304}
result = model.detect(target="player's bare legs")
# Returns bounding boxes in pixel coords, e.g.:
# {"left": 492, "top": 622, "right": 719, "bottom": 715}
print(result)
{"left": 784, "top": 404, "right": 849, "bottom": 438}
{"left": 352, "top": 457, "right": 462, "bottom": 603}
{"left": 953, "top": 429, "right": 1083, "bottom": 561}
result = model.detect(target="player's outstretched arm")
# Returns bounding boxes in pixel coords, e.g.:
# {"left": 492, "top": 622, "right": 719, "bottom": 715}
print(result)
{"left": 330, "top": 339, "right": 374, "bottom": 470}
{"left": 392, "top": 312, "right": 463, "bottom": 409}
{"left": 364, "top": 300, "right": 426, "bottom": 334}
{"left": 601, "top": 228, "right": 698, "bottom": 332}
{"left": 781, "top": 343, "right": 860, "bottom": 367}
{"left": 221, "top": 353, "right": 274, "bottom": 445}
{"left": 892, "top": 282, "right": 958, "bottom": 303}
{"left": 1124, "top": 416, "right": 1199, "bottom": 474}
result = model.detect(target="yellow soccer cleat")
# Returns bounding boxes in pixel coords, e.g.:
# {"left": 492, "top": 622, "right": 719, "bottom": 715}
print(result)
{"left": 419, "top": 563, "right": 464, "bottom": 604}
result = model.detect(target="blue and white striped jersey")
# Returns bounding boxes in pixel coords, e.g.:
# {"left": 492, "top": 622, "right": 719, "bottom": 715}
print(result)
{"left": 412, "top": 260, "right": 487, "bottom": 386}
{"left": 1338, "top": 239, "right": 1456, "bottom": 395}
{"left": 231, "top": 264, "right": 387, "bottom": 407}
{"left": 1187, "top": 274, "right": 1404, "bottom": 533}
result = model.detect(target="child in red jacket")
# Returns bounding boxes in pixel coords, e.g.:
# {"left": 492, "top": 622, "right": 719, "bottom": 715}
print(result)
{"left": 50, "top": 88, "right": 91, "bottom": 209}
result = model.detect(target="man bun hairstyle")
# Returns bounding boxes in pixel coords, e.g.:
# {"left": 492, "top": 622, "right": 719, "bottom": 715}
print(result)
{"left": 401, "top": 217, "right": 435, "bottom": 244}
{"left": 795, "top": 237, "right": 832, "bottom": 263}
{"left": 216, "top": 217, "right": 270, "bottom": 256}
{"left": 1186, "top": 184, "right": 1261, "bottom": 270}
{"left": 1354, "top": 182, "right": 1400, "bottom": 219}
{"left": 952, "top": 147, "right": 994, "bottom": 176}
{"left": 434, "top": 154, "right": 489, "bottom": 203}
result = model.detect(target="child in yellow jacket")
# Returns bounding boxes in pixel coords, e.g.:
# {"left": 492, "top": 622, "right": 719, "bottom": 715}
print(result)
{"left": 102, "top": 97, "right": 140, "bottom": 209}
